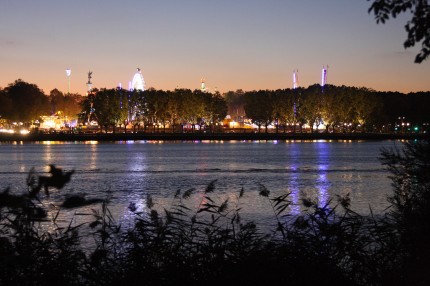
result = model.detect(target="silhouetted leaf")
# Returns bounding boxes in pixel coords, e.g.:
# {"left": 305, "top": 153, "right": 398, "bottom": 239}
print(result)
{"left": 258, "top": 184, "right": 270, "bottom": 197}
{"left": 146, "top": 194, "right": 154, "bottom": 209}
{"left": 182, "top": 188, "right": 195, "bottom": 199}
{"left": 337, "top": 193, "right": 351, "bottom": 209}
{"left": 218, "top": 199, "right": 229, "bottom": 213}
{"left": 204, "top": 195, "right": 214, "bottom": 203}
{"left": 239, "top": 187, "right": 245, "bottom": 198}
{"left": 150, "top": 209, "right": 159, "bottom": 223}
{"left": 89, "top": 221, "right": 101, "bottom": 228}
{"left": 174, "top": 189, "right": 181, "bottom": 199}
{"left": 276, "top": 204, "right": 289, "bottom": 216}
{"left": 272, "top": 193, "right": 291, "bottom": 207}
{"left": 205, "top": 179, "right": 217, "bottom": 194}
{"left": 128, "top": 202, "right": 137, "bottom": 212}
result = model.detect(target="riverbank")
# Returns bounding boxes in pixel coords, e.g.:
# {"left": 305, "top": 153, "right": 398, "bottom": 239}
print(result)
{"left": 0, "top": 132, "right": 429, "bottom": 142}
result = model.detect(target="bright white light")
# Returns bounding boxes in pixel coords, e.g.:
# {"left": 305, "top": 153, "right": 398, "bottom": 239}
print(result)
{"left": 321, "top": 66, "right": 328, "bottom": 86}
{"left": 293, "top": 69, "right": 298, "bottom": 89}
{"left": 131, "top": 68, "right": 145, "bottom": 91}
{"left": 66, "top": 68, "right": 71, "bottom": 77}
{"left": 43, "top": 119, "right": 56, "bottom": 129}
{"left": 201, "top": 78, "right": 206, "bottom": 91}
{"left": 19, "top": 129, "right": 30, "bottom": 135}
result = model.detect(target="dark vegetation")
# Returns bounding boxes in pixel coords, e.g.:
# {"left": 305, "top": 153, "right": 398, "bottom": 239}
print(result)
{"left": 1, "top": 80, "right": 430, "bottom": 135}
{"left": 1, "top": 140, "right": 429, "bottom": 285}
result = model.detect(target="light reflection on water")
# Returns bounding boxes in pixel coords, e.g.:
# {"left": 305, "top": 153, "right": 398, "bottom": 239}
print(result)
{"left": 286, "top": 143, "right": 301, "bottom": 215}
{"left": 316, "top": 142, "right": 330, "bottom": 207}
{"left": 0, "top": 140, "right": 399, "bottom": 228}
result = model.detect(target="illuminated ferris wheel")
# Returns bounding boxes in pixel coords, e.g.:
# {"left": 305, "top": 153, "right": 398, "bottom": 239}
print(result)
{"left": 131, "top": 68, "right": 145, "bottom": 91}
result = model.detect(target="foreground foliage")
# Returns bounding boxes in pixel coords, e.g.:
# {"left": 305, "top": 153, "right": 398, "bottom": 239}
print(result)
{"left": 1, "top": 140, "right": 429, "bottom": 285}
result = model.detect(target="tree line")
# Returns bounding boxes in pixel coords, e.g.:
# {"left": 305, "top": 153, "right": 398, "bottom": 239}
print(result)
{"left": 1, "top": 79, "right": 430, "bottom": 133}
{"left": 0, "top": 79, "right": 81, "bottom": 126}
{"left": 80, "top": 87, "right": 228, "bottom": 133}
{"left": 227, "top": 84, "right": 430, "bottom": 133}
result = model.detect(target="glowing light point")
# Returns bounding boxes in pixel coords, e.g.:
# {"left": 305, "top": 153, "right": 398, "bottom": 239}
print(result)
{"left": 200, "top": 78, "right": 207, "bottom": 92}
{"left": 293, "top": 69, "right": 299, "bottom": 89}
{"left": 321, "top": 65, "right": 328, "bottom": 87}
{"left": 65, "top": 68, "right": 71, "bottom": 94}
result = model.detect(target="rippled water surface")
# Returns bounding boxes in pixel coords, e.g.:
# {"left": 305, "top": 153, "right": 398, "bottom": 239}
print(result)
{"left": 0, "top": 140, "right": 401, "bottom": 226}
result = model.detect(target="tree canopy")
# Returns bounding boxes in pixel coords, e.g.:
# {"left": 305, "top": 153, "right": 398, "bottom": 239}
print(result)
{"left": 49, "top": 89, "right": 83, "bottom": 118}
{"left": 80, "top": 88, "right": 228, "bottom": 133}
{"left": 2, "top": 79, "right": 50, "bottom": 123}
{"left": 1, "top": 79, "right": 429, "bottom": 134}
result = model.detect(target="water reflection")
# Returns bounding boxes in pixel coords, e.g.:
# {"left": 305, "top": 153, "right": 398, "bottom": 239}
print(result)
{"left": 288, "top": 144, "right": 301, "bottom": 215}
{"left": 285, "top": 142, "right": 331, "bottom": 213}
{"left": 120, "top": 193, "right": 150, "bottom": 227}
{"left": 0, "top": 141, "right": 393, "bottom": 227}
{"left": 88, "top": 144, "right": 98, "bottom": 170}
{"left": 43, "top": 143, "right": 53, "bottom": 164}
{"left": 315, "top": 142, "right": 330, "bottom": 207}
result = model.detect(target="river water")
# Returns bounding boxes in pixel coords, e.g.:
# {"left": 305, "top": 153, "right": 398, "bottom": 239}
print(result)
{"left": 0, "top": 140, "right": 402, "bottom": 228}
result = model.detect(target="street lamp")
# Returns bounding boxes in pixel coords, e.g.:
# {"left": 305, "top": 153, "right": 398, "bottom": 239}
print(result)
{"left": 65, "top": 68, "right": 71, "bottom": 95}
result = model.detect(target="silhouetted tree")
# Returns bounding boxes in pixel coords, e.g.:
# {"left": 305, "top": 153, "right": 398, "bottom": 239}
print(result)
{"left": 154, "top": 90, "right": 170, "bottom": 132}
{"left": 0, "top": 88, "right": 13, "bottom": 120}
{"left": 206, "top": 91, "right": 228, "bottom": 132}
{"left": 301, "top": 84, "right": 324, "bottom": 133}
{"left": 3, "top": 79, "right": 50, "bottom": 123}
{"left": 49, "top": 89, "right": 82, "bottom": 119}
{"left": 244, "top": 90, "right": 274, "bottom": 133}
{"left": 271, "top": 89, "right": 295, "bottom": 133}
{"left": 88, "top": 89, "right": 117, "bottom": 133}
{"left": 115, "top": 89, "right": 131, "bottom": 133}
{"left": 224, "top": 89, "right": 246, "bottom": 121}
{"left": 353, "top": 87, "right": 382, "bottom": 132}
{"left": 166, "top": 90, "right": 180, "bottom": 132}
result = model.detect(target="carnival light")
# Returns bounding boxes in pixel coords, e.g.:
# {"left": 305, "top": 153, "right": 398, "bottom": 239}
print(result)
{"left": 19, "top": 129, "right": 30, "bottom": 135}
{"left": 131, "top": 68, "right": 145, "bottom": 91}
{"left": 65, "top": 68, "right": 71, "bottom": 94}
{"left": 293, "top": 69, "right": 299, "bottom": 89}
{"left": 321, "top": 65, "right": 328, "bottom": 86}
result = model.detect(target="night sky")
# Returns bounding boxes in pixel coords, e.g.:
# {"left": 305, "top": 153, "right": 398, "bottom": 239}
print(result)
{"left": 1, "top": 0, "right": 429, "bottom": 95}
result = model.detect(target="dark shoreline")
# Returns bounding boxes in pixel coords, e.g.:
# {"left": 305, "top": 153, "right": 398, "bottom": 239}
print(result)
{"left": 1, "top": 132, "right": 429, "bottom": 142}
